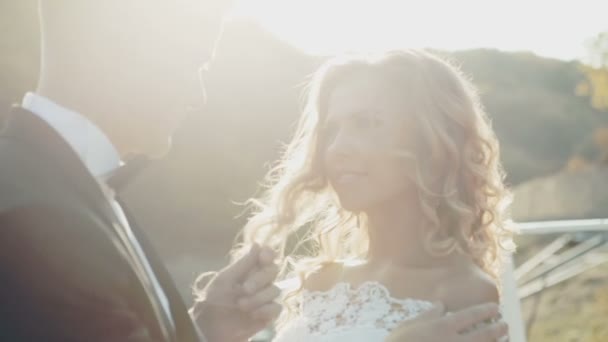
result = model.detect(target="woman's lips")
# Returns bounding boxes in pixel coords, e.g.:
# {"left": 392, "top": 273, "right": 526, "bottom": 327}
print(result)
{"left": 334, "top": 171, "right": 368, "bottom": 185}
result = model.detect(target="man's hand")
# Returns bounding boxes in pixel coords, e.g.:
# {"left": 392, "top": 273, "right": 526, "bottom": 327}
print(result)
{"left": 385, "top": 302, "right": 508, "bottom": 342}
{"left": 190, "top": 244, "right": 282, "bottom": 342}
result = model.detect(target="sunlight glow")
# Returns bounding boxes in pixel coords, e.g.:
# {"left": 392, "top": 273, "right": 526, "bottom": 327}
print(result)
{"left": 233, "top": 0, "right": 608, "bottom": 61}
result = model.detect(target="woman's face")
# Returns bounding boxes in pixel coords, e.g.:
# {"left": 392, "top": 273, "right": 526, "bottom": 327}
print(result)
{"left": 322, "top": 71, "right": 417, "bottom": 213}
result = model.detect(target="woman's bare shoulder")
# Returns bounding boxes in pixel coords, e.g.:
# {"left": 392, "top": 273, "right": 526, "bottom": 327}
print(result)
{"left": 302, "top": 261, "right": 345, "bottom": 292}
{"left": 438, "top": 263, "right": 499, "bottom": 311}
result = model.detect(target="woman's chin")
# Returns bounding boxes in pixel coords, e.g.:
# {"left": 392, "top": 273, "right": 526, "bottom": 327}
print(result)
{"left": 337, "top": 196, "right": 370, "bottom": 214}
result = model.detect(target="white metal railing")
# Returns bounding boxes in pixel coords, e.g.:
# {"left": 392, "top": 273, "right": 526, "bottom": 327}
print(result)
{"left": 503, "top": 218, "right": 608, "bottom": 342}
{"left": 517, "top": 218, "right": 608, "bottom": 235}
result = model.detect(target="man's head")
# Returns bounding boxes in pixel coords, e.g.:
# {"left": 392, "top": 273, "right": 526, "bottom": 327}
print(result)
{"left": 38, "top": 0, "right": 234, "bottom": 156}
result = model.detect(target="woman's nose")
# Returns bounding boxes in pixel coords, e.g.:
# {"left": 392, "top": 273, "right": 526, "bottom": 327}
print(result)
{"left": 326, "top": 127, "right": 359, "bottom": 161}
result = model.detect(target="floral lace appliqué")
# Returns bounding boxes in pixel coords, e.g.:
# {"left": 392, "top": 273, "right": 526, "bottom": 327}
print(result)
{"left": 299, "top": 281, "right": 435, "bottom": 336}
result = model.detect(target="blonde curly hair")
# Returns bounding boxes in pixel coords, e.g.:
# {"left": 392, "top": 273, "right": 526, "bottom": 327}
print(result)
{"left": 232, "top": 49, "right": 512, "bottom": 313}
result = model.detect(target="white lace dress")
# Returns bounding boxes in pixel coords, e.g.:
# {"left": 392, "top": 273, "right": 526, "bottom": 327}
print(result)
{"left": 273, "top": 281, "right": 436, "bottom": 342}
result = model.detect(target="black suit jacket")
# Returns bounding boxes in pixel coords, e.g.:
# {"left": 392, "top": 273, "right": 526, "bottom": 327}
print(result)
{"left": 0, "top": 107, "right": 201, "bottom": 342}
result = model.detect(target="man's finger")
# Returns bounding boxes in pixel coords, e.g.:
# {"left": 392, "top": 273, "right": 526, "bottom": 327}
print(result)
{"left": 221, "top": 243, "right": 260, "bottom": 282}
{"left": 238, "top": 285, "right": 281, "bottom": 312}
{"left": 242, "top": 264, "right": 279, "bottom": 294}
{"left": 464, "top": 320, "right": 508, "bottom": 342}
{"left": 444, "top": 303, "right": 500, "bottom": 332}
{"left": 251, "top": 302, "right": 282, "bottom": 321}
{"left": 390, "top": 301, "right": 444, "bottom": 335}
{"left": 413, "top": 302, "right": 445, "bottom": 322}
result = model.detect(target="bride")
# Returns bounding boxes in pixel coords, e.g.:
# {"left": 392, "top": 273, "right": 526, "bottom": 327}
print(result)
{"left": 233, "top": 49, "right": 512, "bottom": 341}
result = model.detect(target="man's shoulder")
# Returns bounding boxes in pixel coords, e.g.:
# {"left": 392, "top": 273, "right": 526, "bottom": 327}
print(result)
{"left": 0, "top": 136, "right": 85, "bottom": 212}
{"left": 0, "top": 132, "right": 121, "bottom": 261}
{"left": 0, "top": 139, "right": 125, "bottom": 279}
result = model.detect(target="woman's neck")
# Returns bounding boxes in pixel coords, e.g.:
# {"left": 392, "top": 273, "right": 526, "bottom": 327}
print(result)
{"left": 365, "top": 195, "right": 445, "bottom": 268}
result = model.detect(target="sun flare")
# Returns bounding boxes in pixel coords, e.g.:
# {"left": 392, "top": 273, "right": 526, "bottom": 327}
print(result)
{"left": 234, "top": 0, "right": 608, "bottom": 61}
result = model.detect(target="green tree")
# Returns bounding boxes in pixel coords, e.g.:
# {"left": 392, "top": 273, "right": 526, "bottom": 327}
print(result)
{"left": 582, "top": 32, "right": 608, "bottom": 110}
{"left": 570, "top": 32, "right": 608, "bottom": 167}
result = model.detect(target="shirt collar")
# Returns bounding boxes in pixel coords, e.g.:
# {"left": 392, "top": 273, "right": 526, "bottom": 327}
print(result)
{"left": 22, "top": 92, "right": 122, "bottom": 177}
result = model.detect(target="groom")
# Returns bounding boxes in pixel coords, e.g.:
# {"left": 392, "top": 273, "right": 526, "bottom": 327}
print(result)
{"left": 0, "top": 0, "right": 280, "bottom": 341}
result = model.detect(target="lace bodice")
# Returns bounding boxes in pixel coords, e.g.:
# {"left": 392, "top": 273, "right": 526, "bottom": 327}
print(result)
{"left": 273, "top": 281, "right": 435, "bottom": 342}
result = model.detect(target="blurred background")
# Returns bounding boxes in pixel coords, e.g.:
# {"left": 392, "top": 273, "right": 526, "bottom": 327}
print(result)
{"left": 1, "top": 0, "right": 608, "bottom": 340}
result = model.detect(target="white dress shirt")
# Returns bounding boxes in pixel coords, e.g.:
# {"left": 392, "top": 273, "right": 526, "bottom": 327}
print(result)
{"left": 22, "top": 92, "right": 174, "bottom": 335}
{"left": 22, "top": 93, "right": 122, "bottom": 177}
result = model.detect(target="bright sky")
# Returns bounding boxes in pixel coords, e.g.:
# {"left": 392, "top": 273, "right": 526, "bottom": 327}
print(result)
{"left": 234, "top": 0, "right": 608, "bottom": 61}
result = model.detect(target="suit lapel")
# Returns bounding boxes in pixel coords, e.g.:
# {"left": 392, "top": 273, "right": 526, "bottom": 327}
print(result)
{"left": 1, "top": 107, "right": 130, "bottom": 237}
{"left": 114, "top": 198, "right": 202, "bottom": 342}
{"left": 1, "top": 107, "right": 179, "bottom": 341}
